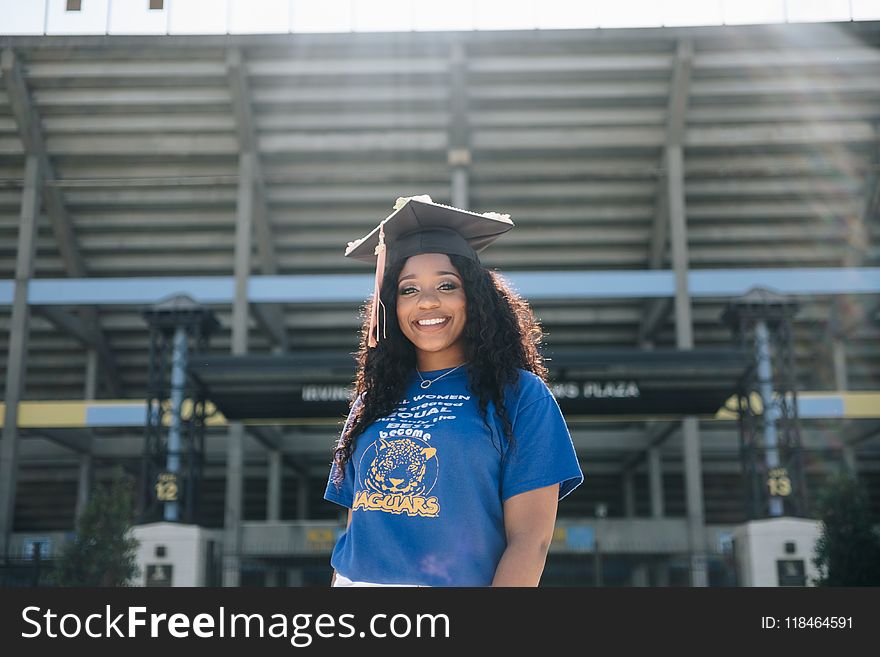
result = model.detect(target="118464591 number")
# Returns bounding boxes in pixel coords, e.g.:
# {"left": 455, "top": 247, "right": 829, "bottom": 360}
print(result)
{"left": 785, "top": 617, "right": 852, "bottom": 629}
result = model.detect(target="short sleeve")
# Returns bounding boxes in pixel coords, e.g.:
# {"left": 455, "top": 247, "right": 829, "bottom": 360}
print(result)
{"left": 323, "top": 395, "right": 362, "bottom": 509}
{"left": 500, "top": 392, "right": 584, "bottom": 503}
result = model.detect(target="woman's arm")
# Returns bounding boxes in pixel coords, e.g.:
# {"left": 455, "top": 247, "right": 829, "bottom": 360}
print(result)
{"left": 491, "top": 483, "right": 559, "bottom": 587}
{"left": 330, "top": 508, "right": 354, "bottom": 586}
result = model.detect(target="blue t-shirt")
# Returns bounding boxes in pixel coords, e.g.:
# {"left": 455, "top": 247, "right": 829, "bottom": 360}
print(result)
{"left": 323, "top": 365, "right": 583, "bottom": 586}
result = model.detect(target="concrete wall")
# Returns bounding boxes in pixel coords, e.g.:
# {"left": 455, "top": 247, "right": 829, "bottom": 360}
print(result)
{"left": 132, "top": 522, "right": 222, "bottom": 587}
{"left": 732, "top": 517, "right": 821, "bottom": 586}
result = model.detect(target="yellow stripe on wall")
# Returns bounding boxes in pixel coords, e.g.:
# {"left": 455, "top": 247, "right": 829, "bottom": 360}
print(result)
{"left": 2, "top": 392, "right": 879, "bottom": 428}
{"left": 842, "top": 392, "right": 880, "bottom": 418}
{"left": 16, "top": 401, "right": 87, "bottom": 427}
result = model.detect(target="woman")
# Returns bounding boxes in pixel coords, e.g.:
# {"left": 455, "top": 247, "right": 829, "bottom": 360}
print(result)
{"left": 324, "top": 195, "right": 583, "bottom": 587}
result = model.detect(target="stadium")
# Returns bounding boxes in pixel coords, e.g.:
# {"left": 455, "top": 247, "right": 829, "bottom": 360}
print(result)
{"left": 1, "top": 1, "right": 879, "bottom": 587}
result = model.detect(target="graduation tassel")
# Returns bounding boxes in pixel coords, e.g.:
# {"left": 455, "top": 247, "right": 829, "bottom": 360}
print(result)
{"left": 367, "top": 223, "right": 387, "bottom": 348}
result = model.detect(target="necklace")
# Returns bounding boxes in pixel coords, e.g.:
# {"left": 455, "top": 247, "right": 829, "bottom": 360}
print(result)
{"left": 416, "top": 362, "right": 466, "bottom": 389}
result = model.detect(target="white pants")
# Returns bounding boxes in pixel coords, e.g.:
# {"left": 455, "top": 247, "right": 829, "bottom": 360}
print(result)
{"left": 333, "top": 573, "right": 428, "bottom": 587}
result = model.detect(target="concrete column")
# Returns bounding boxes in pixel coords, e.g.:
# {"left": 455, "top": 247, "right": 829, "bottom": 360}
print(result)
{"left": 451, "top": 167, "right": 468, "bottom": 208}
{"left": 297, "top": 472, "right": 310, "bottom": 520}
{"left": 652, "top": 559, "right": 671, "bottom": 587}
{"left": 267, "top": 449, "right": 282, "bottom": 521}
{"left": 75, "top": 454, "right": 92, "bottom": 520}
{"left": 623, "top": 470, "right": 636, "bottom": 518}
{"left": 631, "top": 562, "right": 649, "bottom": 587}
{"left": 648, "top": 446, "right": 665, "bottom": 518}
{"left": 667, "top": 141, "right": 708, "bottom": 587}
{"left": 84, "top": 349, "right": 97, "bottom": 401}
{"left": 286, "top": 568, "right": 303, "bottom": 587}
{"left": 223, "top": 150, "right": 254, "bottom": 586}
{"left": 843, "top": 447, "right": 858, "bottom": 476}
{"left": 666, "top": 144, "right": 693, "bottom": 351}
{"left": 448, "top": 39, "right": 470, "bottom": 210}
{"left": 77, "top": 349, "right": 97, "bottom": 522}
{"left": 832, "top": 338, "right": 857, "bottom": 476}
{"left": 831, "top": 338, "right": 849, "bottom": 391}
{"left": 0, "top": 155, "right": 42, "bottom": 560}
{"left": 683, "top": 417, "right": 708, "bottom": 587}
{"left": 222, "top": 424, "right": 244, "bottom": 587}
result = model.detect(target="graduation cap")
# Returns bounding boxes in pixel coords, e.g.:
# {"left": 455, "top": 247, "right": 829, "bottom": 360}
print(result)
{"left": 345, "top": 195, "right": 514, "bottom": 348}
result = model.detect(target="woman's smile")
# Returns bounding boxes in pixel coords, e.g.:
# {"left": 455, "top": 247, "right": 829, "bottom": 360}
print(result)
{"left": 413, "top": 315, "right": 451, "bottom": 331}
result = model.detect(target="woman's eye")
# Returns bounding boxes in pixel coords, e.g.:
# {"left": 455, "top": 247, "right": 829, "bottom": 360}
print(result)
{"left": 399, "top": 281, "right": 457, "bottom": 295}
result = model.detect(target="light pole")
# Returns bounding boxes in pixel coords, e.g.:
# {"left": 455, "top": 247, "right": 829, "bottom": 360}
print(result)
{"left": 595, "top": 502, "right": 607, "bottom": 586}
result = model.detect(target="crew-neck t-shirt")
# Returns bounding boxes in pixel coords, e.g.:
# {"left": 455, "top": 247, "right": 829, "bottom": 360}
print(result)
{"left": 323, "top": 365, "right": 583, "bottom": 586}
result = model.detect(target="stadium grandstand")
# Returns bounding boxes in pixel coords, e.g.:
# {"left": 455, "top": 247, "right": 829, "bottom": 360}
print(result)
{"left": 1, "top": 3, "right": 879, "bottom": 587}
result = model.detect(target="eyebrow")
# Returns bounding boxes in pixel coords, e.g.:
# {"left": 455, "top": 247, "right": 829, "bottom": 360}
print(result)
{"left": 398, "top": 271, "right": 461, "bottom": 282}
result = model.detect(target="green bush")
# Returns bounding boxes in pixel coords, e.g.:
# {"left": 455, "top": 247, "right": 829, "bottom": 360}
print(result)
{"left": 811, "top": 471, "right": 880, "bottom": 586}
{"left": 54, "top": 467, "right": 140, "bottom": 587}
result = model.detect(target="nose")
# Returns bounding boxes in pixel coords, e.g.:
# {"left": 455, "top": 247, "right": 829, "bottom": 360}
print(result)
{"left": 417, "top": 291, "right": 440, "bottom": 308}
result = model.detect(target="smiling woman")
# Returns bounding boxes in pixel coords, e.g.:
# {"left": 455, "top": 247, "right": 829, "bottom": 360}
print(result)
{"left": 323, "top": 195, "right": 583, "bottom": 587}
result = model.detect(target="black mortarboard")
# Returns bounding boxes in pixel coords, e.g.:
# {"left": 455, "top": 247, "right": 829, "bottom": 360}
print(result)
{"left": 345, "top": 195, "right": 514, "bottom": 347}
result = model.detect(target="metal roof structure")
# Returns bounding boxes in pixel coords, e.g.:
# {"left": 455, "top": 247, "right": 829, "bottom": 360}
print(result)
{"left": 1, "top": 21, "right": 879, "bottom": 584}
{"left": 1, "top": 23, "right": 878, "bottom": 399}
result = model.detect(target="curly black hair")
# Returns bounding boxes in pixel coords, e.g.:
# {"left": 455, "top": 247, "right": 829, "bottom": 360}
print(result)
{"left": 331, "top": 253, "right": 548, "bottom": 485}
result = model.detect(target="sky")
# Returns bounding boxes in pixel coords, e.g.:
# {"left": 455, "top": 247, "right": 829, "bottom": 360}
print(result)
{"left": 1, "top": 0, "right": 880, "bottom": 35}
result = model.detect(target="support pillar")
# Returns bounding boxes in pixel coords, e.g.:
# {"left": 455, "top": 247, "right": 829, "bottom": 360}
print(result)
{"left": 667, "top": 132, "right": 707, "bottom": 587}
{"left": 631, "top": 562, "right": 650, "bottom": 587}
{"left": 76, "top": 349, "right": 97, "bottom": 521}
{"left": 223, "top": 151, "right": 255, "bottom": 586}
{"left": 297, "top": 472, "right": 310, "bottom": 521}
{"left": 0, "top": 155, "right": 41, "bottom": 560}
{"left": 683, "top": 417, "right": 708, "bottom": 587}
{"left": 448, "top": 40, "right": 470, "bottom": 209}
{"left": 648, "top": 446, "right": 665, "bottom": 518}
{"left": 267, "top": 450, "right": 281, "bottom": 522}
{"left": 832, "top": 338, "right": 857, "bottom": 476}
{"left": 652, "top": 559, "right": 671, "bottom": 587}
{"left": 623, "top": 470, "right": 635, "bottom": 518}
{"left": 75, "top": 454, "right": 93, "bottom": 520}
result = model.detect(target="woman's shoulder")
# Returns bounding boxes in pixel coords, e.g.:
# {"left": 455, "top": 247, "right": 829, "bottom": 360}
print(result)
{"left": 507, "top": 368, "right": 554, "bottom": 406}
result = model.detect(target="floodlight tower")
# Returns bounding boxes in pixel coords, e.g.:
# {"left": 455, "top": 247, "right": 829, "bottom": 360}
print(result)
{"left": 722, "top": 288, "right": 807, "bottom": 520}
{"left": 141, "top": 295, "right": 219, "bottom": 524}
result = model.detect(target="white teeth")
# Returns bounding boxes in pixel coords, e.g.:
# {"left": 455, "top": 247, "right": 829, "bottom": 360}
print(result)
{"left": 417, "top": 317, "right": 448, "bottom": 326}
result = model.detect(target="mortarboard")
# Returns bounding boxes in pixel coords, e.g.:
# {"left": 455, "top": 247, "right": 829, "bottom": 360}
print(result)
{"left": 345, "top": 195, "right": 514, "bottom": 348}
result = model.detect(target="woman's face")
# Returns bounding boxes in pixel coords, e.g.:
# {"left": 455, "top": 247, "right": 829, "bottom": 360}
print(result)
{"left": 395, "top": 253, "right": 468, "bottom": 370}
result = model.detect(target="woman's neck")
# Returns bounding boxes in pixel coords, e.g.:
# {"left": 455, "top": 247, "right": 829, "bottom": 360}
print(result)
{"left": 416, "top": 351, "right": 467, "bottom": 372}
